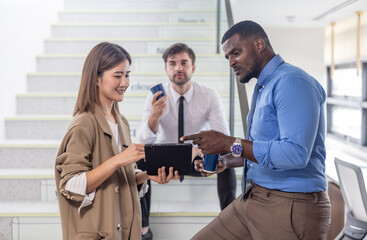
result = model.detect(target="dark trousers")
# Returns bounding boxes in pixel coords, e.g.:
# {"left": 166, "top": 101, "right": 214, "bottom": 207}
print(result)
{"left": 140, "top": 179, "right": 151, "bottom": 227}
{"left": 137, "top": 159, "right": 151, "bottom": 227}
{"left": 192, "top": 183, "right": 332, "bottom": 240}
{"left": 137, "top": 159, "right": 237, "bottom": 227}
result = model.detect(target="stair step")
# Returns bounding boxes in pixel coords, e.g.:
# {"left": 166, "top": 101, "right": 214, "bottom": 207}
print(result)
{"left": 15, "top": 92, "right": 239, "bottom": 116}
{"left": 0, "top": 200, "right": 219, "bottom": 217}
{"left": 4, "top": 116, "right": 71, "bottom": 140}
{"left": 4, "top": 116, "right": 244, "bottom": 140}
{"left": 6, "top": 214, "right": 216, "bottom": 240}
{"left": 0, "top": 139, "right": 244, "bottom": 174}
{"left": 36, "top": 54, "right": 228, "bottom": 73}
{"left": 44, "top": 38, "right": 218, "bottom": 54}
{"left": 51, "top": 23, "right": 220, "bottom": 38}
{"left": 1, "top": 200, "right": 219, "bottom": 240}
{"left": 0, "top": 201, "right": 59, "bottom": 217}
{"left": 64, "top": 0, "right": 217, "bottom": 11}
{"left": 0, "top": 140, "right": 59, "bottom": 168}
{"left": 58, "top": 10, "right": 224, "bottom": 24}
{"left": 0, "top": 169, "right": 55, "bottom": 201}
{"left": 27, "top": 72, "right": 229, "bottom": 93}
{"left": 0, "top": 170, "right": 241, "bottom": 202}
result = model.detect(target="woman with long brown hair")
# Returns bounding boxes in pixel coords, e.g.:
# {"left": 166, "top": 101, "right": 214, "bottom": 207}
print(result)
{"left": 55, "top": 42, "right": 178, "bottom": 239}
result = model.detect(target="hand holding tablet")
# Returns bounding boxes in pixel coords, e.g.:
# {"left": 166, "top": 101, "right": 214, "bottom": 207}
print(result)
{"left": 144, "top": 143, "right": 192, "bottom": 175}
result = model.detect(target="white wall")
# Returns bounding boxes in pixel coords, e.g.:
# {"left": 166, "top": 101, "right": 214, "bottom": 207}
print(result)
{"left": 243, "top": 27, "right": 325, "bottom": 108}
{"left": 0, "top": 0, "right": 63, "bottom": 140}
{"left": 229, "top": 9, "right": 325, "bottom": 110}
{"left": 267, "top": 28, "right": 325, "bottom": 85}
{"left": 324, "top": 11, "right": 367, "bottom": 64}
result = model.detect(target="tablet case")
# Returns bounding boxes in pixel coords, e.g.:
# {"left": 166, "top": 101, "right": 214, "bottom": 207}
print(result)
{"left": 144, "top": 143, "right": 192, "bottom": 175}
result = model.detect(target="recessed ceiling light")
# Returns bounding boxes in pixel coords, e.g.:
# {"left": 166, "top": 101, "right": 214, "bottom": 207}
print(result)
{"left": 286, "top": 15, "right": 296, "bottom": 23}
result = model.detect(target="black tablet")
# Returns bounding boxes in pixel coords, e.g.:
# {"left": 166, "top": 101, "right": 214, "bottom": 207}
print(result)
{"left": 144, "top": 143, "right": 192, "bottom": 175}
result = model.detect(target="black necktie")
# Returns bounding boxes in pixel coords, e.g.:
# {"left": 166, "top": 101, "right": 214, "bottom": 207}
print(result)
{"left": 242, "top": 83, "right": 261, "bottom": 199}
{"left": 178, "top": 96, "right": 185, "bottom": 143}
{"left": 178, "top": 96, "right": 185, "bottom": 181}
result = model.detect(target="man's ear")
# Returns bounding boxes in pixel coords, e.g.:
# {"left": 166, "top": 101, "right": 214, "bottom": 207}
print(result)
{"left": 254, "top": 38, "right": 265, "bottom": 53}
{"left": 192, "top": 64, "right": 196, "bottom": 74}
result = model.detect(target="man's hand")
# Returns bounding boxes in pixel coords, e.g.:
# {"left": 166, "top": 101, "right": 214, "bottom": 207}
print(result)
{"left": 180, "top": 130, "right": 235, "bottom": 154}
{"left": 148, "top": 91, "right": 168, "bottom": 133}
{"left": 194, "top": 158, "right": 227, "bottom": 177}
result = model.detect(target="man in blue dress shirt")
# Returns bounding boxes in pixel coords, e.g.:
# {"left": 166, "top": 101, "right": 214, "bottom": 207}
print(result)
{"left": 182, "top": 20, "right": 331, "bottom": 240}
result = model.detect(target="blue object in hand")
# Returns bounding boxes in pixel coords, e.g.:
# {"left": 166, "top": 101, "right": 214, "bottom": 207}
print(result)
{"left": 203, "top": 154, "right": 219, "bottom": 173}
{"left": 150, "top": 83, "right": 166, "bottom": 100}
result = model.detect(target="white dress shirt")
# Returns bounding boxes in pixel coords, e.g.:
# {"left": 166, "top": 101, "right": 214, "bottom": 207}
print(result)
{"left": 138, "top": 81, "right": 229, "bottom": 144}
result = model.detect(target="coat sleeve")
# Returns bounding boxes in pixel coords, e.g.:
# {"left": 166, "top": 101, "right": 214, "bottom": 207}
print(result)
{"left": 56, "top": 125, "right": 93, "bottom": 202}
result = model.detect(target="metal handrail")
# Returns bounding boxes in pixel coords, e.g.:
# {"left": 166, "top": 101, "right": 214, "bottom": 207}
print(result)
{"left": 223, "top": 0, "right": 249, "bottom": 137}
{"left": 216, "top": 0, "right": 221, "bottom": 54}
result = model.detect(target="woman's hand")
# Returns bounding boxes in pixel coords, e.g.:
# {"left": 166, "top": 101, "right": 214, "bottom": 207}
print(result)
{"left": 115, "top": 143, "right": 145, "bottom": 167}
{"left": 148, "top": 166, "right": 179, "bottom": 184}
{"left": 192, "top": 146, "right": 202, "bottom": 161}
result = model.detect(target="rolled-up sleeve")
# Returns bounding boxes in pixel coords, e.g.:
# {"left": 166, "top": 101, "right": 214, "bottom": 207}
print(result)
{"left": 56, "top": 125, "right": 93, "bottom": 202}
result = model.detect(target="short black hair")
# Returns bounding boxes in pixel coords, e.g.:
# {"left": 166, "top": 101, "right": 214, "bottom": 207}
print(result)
{"left": 221, "top": 20, "right": 271, "bottom": 47}
{"left": 162, "top": 43, "right": 196, "bottom": 65}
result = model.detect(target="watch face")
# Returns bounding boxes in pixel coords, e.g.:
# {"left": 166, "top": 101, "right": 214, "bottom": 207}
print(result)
{"left": 231, "top": 143, "right": 242, "bottom": 156}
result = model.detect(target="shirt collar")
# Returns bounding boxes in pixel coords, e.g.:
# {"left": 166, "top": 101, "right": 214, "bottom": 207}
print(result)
{"left": 257, "top": 54, "right": 284, "bottom": 87}
{"left": 169, "top": 81, "right": 194, "bottom": 103}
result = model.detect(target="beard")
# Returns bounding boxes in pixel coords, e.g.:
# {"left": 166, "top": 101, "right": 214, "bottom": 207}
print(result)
{"left": 238, "top": 56, "right": 260, "bottom": 84}
{"left": 238, "top": 73, "right": 253, "bottom": 84}
{"left": 170, "top": 72, "right": 191, "bottom": 86}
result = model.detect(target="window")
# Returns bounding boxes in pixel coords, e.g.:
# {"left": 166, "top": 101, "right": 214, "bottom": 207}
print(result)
{"left": 327, "top": 62, "right": 367, "bottom": 146}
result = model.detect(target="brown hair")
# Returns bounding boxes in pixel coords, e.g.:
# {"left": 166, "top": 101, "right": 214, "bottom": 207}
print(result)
{"left": 73, "top": 42, "right": 132, "bottom": 116}
{"left": 162, "top": 42, "right": 196, "bottom": 65}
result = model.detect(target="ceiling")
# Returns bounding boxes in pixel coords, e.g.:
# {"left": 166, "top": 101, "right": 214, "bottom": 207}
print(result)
{"left": 231, "top": 0, "right": 367, "bottom": 28}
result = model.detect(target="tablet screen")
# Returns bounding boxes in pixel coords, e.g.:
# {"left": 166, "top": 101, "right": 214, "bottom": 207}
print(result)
{"left": 144, "top": 143, "right": 192, "bottom": 175}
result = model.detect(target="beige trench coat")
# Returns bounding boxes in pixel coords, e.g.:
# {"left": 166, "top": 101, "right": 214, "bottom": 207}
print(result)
{"left": 55, "top": 106, "right": 141, "bottom": 240}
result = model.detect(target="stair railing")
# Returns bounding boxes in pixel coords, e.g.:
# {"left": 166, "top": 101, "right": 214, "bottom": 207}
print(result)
{"left": 220, "top": 0, "right": 249, "bottom": 137}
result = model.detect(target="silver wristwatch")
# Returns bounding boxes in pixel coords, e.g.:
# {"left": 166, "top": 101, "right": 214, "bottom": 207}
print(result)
{"left": 230, "top": 137, "right": 243, "bottom": 157}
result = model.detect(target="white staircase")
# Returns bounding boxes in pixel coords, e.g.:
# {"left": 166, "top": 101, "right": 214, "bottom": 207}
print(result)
{"left": 0, "top": 0, "right": 243, "bottom": 239}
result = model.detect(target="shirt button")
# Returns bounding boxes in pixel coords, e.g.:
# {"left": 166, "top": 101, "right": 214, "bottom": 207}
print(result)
{"left": 117, "top": 224, "right": 121, "bottom": 231}
{"left": 115, "top": 186, "right": 119, "bottom": 193}
{"left": 250, "top": 164, "right": 253, "bottom": 167}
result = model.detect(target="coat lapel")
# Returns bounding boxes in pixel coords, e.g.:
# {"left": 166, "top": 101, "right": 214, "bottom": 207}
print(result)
{"left": 93, "top": 106, "right": 128, "bottom": 178}
{"left": 115, "top": 114, "right": 133, "bottom": 180}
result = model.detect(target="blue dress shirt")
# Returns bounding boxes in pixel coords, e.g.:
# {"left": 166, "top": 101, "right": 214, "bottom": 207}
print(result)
{"left": 247, "top": 55, "right": 327, "bottom": 193}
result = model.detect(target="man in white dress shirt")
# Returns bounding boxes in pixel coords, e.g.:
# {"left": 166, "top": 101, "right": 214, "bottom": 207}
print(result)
{"left": 137, "top": 43, "right": 237, "bottom": 240}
